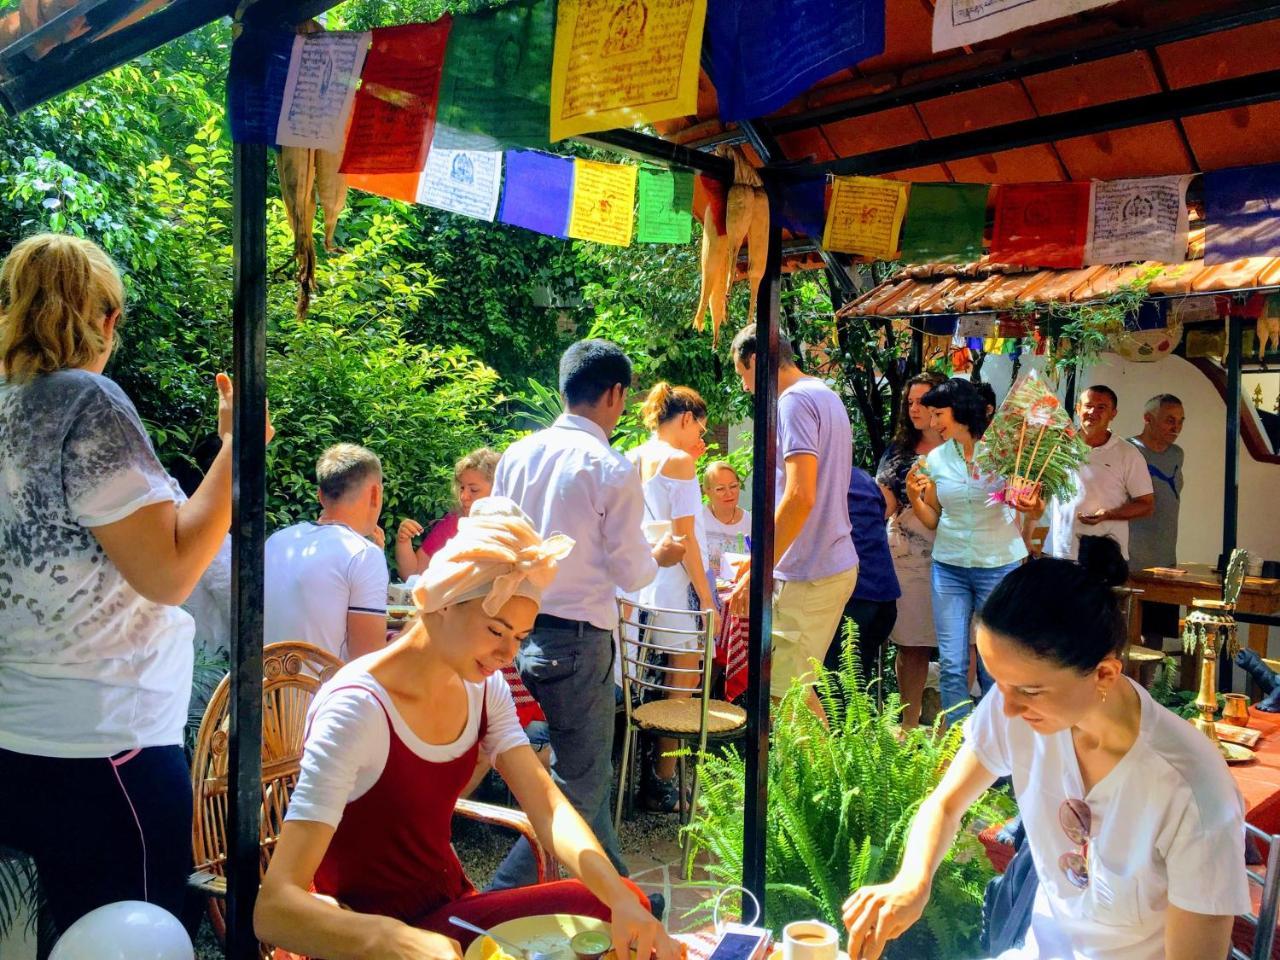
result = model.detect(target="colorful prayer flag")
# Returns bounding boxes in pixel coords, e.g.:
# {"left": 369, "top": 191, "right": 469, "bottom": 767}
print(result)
{"left": 340, "top": 21, "right": 451, "bottom": 175}
{"left": 567, "top": 158, "right": 638, "bottom": 247}
{"left": 417, "top": 148, "right": 503, "bottom": 222}
{"left": 900, "top": 183, "right": 988, "bottom": 263}
{"left": 777, "top": 178, "right": 827, "bottom": 240}
{"left": 822, "top": 176, "right": 908, "bottom": 259}
{"left": 549, "top": 0, "right": 706, "bottom": 141}
{"left": 499, "top": 149, "right": 574, "bottom": 238}
{"left": 346, "top": 170, "right": 423, "bottom": 203}
{"left": 276, "top": 31, "right": 370, "bottom": 153}
{"left": 1205, "top": 163, "right": 1280, "bottom": 264}
{"left": 227, "top": 29, "right": 293, "bottom": 145}
{"left": 933, "top": 0, "right": 1113, "bottom": 53}
{"left": 636, "top": 168, "right": 694, "bottom": 244}
{"left": 991, "top": 182, "right": 1092, "bottom": 269}
{"left": 1086, "top": 175, "right": 1190, "bottom": 265}
{"left": 437, "top": 0, "right": 554, "bottom": 149}
{"left": 706, "top": 0, "right": 884, "bottom": 122}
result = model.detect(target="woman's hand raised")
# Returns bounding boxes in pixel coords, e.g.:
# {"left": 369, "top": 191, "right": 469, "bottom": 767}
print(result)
{"left": 842, "top": 880, "right": 928, "bottom": 960}
{"left": 215, "top": 372, "right": 275, "bottom": 445}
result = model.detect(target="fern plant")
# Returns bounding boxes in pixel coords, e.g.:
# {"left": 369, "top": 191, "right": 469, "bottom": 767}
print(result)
{"left": 683, "top": 623, "right": 1011, "bottom": 960}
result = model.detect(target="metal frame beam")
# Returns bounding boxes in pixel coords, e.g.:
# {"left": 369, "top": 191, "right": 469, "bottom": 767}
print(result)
{"left": 1224, "top": 314, "right": 1243, "bottom": 560}
{"left": 774, "top": 67, "right": 1280, "bottom": 181}
{"left": 574, "top": 128, "right": 734, "bottom": 179}
{"left": 687, "top": 2, "right": 1280, "bottom": 150}
{"left": 227, "top": 139, "right": 269, "bottom": 960}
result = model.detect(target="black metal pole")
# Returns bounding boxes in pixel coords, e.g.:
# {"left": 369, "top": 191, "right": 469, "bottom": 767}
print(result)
{"left": 1224, "top": 314, "right": 1242, "bottom": 561}
{"left": 227, "top": 140, "right": 268, "bottom": 959}
{"left": 909, "top": 328, "right": 924, "bottom": 376}
{"left": 742, "top": 181, "right": 782, "bottom": 912}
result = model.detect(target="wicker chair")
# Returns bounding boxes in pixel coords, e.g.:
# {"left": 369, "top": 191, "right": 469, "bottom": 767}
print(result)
{"left": 613, "top": 599, "right": 747, "bottom": 859}
{"left": 189, "top": 640, "right": 559, "bottom": 958}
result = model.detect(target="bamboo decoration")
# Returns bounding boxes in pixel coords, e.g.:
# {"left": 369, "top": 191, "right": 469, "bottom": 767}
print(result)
{"left": 977, "top": 371, "right": 1090, "bottom": 504}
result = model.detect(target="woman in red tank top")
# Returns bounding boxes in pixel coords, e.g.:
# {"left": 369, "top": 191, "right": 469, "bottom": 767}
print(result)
{"left": 255, "top": 498, "right": 675, "bottom": 960}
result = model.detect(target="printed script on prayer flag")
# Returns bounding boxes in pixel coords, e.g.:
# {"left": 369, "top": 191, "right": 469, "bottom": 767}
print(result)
{"left": 822, "top": 176, "right": 908, "bottom": 259}
{"left": 636, "top": 167, "right": 694, "bottom": 244}
{"left": 1205, "top": 163, "right": 1280, "bottom": 264}
{"left": 499, "top": 149, "right": 574, "bottom": 238}
{"left": 1086, "top": 176, "right": 1190, "bottom": 265}
{"left": 228, "top": 30, "right": 293, "bottom": 144}
{"left": 706, "top": 0, "right": 884, "bottom": 123}
{"left": 932, "top": 0, "right": 1113, "bottom": 52}
{"left": 340, "top": 21, "right": 451, "bottom": 175}
{"left": 417, "top": 148, "right": 503, "bottom": 222}
{"left": 549, "top": 0, "right": 707, "bottom": 141}
{"left": 991, "top": 182, "right": 1093, "bottom": 269}
{"left": 567, "top": 158, "right": 638, "bottom": 247}
{"left": 900, "top": 183, "right": 988, "bottom": 264}
{"left": 437, "top": 0, "right": 554, "bottom": 149}
{"left": 276, "top": 31, "right": 370, "bottom": 153}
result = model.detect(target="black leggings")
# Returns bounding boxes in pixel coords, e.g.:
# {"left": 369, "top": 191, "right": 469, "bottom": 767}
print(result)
{"left": 0, "top": 745, "right": 192, "bottom": 936}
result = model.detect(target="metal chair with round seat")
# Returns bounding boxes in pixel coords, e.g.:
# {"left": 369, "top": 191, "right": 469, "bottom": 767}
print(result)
{"left": 613, "top": 599, "right": 747, "bottom": 859}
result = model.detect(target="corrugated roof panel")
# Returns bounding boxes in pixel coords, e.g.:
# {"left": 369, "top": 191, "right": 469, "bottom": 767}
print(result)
{"left": 1155, "top": 18, "right": 1280, "bottom": 87}
{"left": 1192, "top": 258, "right": 1273, "bottom": 291}
{"left": 915, "top": 81, "right": 1037, "bottom": 139}
{"left": 1052, "top": 123, "right": 1193, "bottom": 180}
{"left": 947, "top": 145, "right": 1065, "bottom": 183}
{"left": 820, "top": 105, "right": 928, "bottom": 158}
{"left": 1021, "top": 51, "right": 1163, "bottom": 114}
{"left": 1181, "top": 104, "right": 1280, "bottom": 171}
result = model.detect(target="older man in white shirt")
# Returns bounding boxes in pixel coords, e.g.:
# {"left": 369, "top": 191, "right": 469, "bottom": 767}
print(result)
{"left": 1045, "top": 385, "right": 1155, "bottom": 561}
{"left": 489, "top": 339, "right": 685, "bottom": 890}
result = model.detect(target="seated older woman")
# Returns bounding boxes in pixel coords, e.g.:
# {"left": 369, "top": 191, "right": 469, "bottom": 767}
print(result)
{"left": 256, "top": 497, "right": 674, "bottom": 960}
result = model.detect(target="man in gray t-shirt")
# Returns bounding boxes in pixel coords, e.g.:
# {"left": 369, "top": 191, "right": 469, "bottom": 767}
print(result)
{"left": 1128, "top": 394, "right": 1186, "bottom": 644}
{"left": 728, "top": 325, "right": 858, "bottom": 718}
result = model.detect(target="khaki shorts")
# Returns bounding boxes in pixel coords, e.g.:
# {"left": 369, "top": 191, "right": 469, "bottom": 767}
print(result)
{"left": 770, "top": 567, "right": 859, "bottom": 697}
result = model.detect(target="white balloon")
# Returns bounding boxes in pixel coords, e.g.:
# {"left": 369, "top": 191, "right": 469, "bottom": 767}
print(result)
{"left": 50, "top": 901, "right": 194, "bottom": 960}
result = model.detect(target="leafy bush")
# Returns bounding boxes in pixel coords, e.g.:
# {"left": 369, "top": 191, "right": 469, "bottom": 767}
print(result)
{"left": 683, "top": 625, "right": 1009, "bottom": 959}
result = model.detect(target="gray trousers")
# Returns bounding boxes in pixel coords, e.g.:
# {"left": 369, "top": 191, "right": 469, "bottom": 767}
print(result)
{"left": 488, "top": 623, "right": 627, "bottom": 889}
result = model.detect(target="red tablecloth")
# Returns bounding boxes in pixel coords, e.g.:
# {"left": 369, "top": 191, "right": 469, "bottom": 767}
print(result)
{"left": 715, "top": 607, "right": 748, "bottom": 701}
{"left": 502, "top": 664, "right": 545, "bottom": 727}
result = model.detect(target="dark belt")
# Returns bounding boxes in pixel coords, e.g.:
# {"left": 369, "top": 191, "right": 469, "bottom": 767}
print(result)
{"left": 534, "top": 613, "right": 592, "bottom": 635}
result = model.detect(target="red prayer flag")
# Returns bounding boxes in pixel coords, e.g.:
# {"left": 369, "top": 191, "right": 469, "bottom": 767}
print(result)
{"left": 693, "top": 174, "right": 727, "bottom": 236}
{"left": 340, "top": 20, "right": 452, "bottom": 175}
{"left": 991, "top": 182, "right": 1093, "bottom": 269}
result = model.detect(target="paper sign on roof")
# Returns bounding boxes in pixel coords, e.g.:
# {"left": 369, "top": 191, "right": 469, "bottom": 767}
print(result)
{"left": 417, "top": 147, "right": 503, "bottom": 222}
{"left": 932, "top": 0, "right": 1114, "bottom": 53}
{"left": 228, "top": 30, "right": 293, "bottom": 145}
{"left": 549, "top": 0, "right": 706, "bottom": 141}
{"left": 499, "top": 149, "right": 574, "bottom": 238}
{"left": 1086, "top": 175, "right": 1190, "bottom": 265}
{"left": 437, "top": 0, "right": 554, "bottom": 149}
{"left": 707, "top": 0, "right": 885, "bottom": 123}
{"left": 822, "top": 176, "right": 908, "bottom": 259}
{"left": 900, "top": 183, "right": 988, "bottom": 264}
{"left": 991, "top": 182, "right": 1092, "bottom": 269}
{"left": 276, "top": 31, "right": 370, "bottom": 153}
{"left": 636, "top": 167, "right": 694, "bottom": 244}
{"left": 340, "top": 21, "right": 451, "bottom": 175}
{"left": 1205, "top": 163, "right": 1280, "bottom": 264}
{"left": 567, "top": 158, "right": 638, "bottom": 247}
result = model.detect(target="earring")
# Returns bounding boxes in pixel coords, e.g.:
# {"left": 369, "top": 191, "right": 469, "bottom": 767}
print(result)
{"left": 1098, "top": 687, "right": 1108, "bottom": 704}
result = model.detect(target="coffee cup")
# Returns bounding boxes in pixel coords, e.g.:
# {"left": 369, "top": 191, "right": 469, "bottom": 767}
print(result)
{"left": 782, "top": 920, "right": 838, "bottom": 960}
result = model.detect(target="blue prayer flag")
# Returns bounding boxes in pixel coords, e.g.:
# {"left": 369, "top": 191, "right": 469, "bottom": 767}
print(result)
{"left": 1205, "top": 163, "right": 1280, "bottom": 264}
{"left": 499, "top": 150, "right": 573, "bottom": 238}
{"left": 706, "top": 0, "right": 885, "bottom": 122}
{"left": 777, "top": 178, "right": 826, "bottom": 240}
{"left": 227, "top": 30, "right": 294, "bottom": 145}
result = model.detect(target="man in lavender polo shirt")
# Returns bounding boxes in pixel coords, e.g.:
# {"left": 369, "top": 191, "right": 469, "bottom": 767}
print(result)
{"left": 728, "top": 324, "right": 858, "bottom": 719}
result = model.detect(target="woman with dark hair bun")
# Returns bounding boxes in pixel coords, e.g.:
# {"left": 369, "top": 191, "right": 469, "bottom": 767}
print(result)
{"left": 906, "top": 378, "right": 1037, "bottom": 722}
{"left": 844, "top": 534, "right": 1249, "bottom": 960}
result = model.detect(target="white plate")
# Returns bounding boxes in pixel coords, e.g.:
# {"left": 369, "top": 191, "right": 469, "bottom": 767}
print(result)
{"left": 461, "top": 914, "right": 609, "bottom": 960}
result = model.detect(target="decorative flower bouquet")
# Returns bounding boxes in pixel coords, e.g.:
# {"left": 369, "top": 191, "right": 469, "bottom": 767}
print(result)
{"left": 977, "top": 370, "right": 1089, "bottom": 505}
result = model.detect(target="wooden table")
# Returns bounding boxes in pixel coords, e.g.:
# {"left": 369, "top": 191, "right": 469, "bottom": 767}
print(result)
{"left": 1126, "top": 564, "right": 1280, "bottom": 656}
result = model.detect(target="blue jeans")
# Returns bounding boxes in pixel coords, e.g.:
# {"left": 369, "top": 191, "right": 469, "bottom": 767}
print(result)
{"left": 931, "top": 560, "right": 1022, "bottom": 722}
{"left": 489, "top": 623, "right": 626, "bottom": 889}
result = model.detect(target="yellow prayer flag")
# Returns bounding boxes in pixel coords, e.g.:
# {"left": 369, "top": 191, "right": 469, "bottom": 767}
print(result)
{"left": 567, "top": 158, "right": 638, "bottom": 247}
{"left": 549, "top": 0, "right": 707, "bottom": 142}
{"left": 822, "top": 176, "right": 909, "bottom": 259}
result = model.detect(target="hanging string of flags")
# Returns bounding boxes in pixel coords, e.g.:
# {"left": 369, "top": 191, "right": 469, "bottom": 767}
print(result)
{"left": 227, "top": 0, "right": 1280, "bottom": 265}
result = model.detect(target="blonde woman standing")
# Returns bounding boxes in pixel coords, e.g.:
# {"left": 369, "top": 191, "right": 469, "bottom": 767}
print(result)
{"left": 628, "top": 382, "right": 716, "bottom": 811}
{"left": 395, "top": 447, "right": 501, "bottom": 580}
{"left": 0, "top": 234, "right": 270, "bottom": 934}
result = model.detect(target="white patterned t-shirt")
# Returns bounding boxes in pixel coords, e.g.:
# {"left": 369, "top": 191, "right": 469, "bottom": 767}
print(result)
{"left": 0, "top": 369, "right": 194, "bottom": 758}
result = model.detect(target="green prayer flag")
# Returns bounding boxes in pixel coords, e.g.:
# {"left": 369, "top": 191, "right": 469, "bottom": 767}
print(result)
{"left": 436, "top": 0, "right": 553, "bottom": 149}
{"left": 636, "top": 167, "right": 694, "bottom": 244}
{"left": 899, "top": 183, "right": 988, "bottom": 263}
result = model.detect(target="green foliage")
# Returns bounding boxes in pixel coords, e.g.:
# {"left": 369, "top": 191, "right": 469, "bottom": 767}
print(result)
{"left": 684, "top": 625, "right": 1010, "bottom": 959}
{"left": 1149, "top": 655, "right": 1225, "bottom": 720}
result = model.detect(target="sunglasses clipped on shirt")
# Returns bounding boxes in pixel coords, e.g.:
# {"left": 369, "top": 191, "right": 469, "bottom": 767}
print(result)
{"left": 1059, "top": 798, "right": 1092, "bottom": 889}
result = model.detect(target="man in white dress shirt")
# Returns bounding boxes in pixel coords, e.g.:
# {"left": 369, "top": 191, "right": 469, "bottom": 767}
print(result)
{"left": 1044, "top": 385, "right": 1154, "bottom": 562}
{"left": 489, "top": 339, "right": 686, "bottom": 889}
